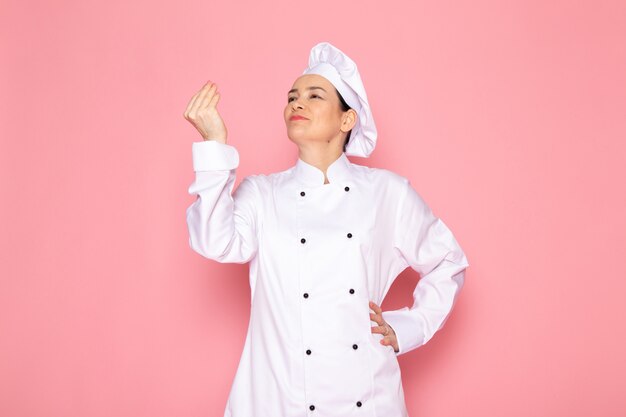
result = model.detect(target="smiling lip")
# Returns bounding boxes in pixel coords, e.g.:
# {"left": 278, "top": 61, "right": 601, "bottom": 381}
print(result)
{"left": 290, "top": 115, "right": 308, "bottom": 121}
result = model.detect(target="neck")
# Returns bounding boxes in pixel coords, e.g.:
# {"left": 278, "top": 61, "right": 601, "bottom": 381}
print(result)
{"left": 298, "top": 144, "right": 344, "bottom": 184}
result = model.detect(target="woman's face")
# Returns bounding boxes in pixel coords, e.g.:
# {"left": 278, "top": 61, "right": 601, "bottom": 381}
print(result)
{"left": 284, "top": 74, "right": 356, "bottom": 150}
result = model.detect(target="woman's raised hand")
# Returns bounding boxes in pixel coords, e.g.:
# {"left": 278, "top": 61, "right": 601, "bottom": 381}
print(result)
{"left": 183, "top": 80, "right": 228, "bottom": 143}
{"left": 370, "top": 301, "right": 400, "bottom": 353}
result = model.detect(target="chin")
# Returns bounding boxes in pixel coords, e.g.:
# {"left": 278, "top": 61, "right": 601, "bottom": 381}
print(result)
{"left": 286, "top": 130, "right": 308, "bottom": 144}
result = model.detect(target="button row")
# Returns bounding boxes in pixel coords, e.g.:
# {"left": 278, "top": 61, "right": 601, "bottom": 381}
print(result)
{"left": 304, "top": 343, "right": 362, "bottom": 355}
{"left": 300, "top": 184, "right": 358, "bottom": 414}
{"left": 299, "top": 186, "right": 350, "bottom": 197}
{"left": 308, "top": 400, "right": 363, "bottom": 411}
{"left": 302, "top": 288, "right": 355, "bottom": 298}
{"left": 300, "top": 233, "right": 353, "bottom": 244}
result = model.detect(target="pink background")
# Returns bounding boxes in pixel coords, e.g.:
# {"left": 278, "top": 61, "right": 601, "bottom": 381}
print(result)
{"left": 1, "top": 0, "right": 625, "bottom": 416}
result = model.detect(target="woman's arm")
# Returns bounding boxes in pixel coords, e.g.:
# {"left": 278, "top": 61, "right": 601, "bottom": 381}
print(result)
{"left": 382, "top": 178, "right": 470, "bottom": 356}
{"left": 186, "top": 140, "right": 260, "bottom": 264}
{"left": 183, "top": 80, "right": 259, "bottom": 264}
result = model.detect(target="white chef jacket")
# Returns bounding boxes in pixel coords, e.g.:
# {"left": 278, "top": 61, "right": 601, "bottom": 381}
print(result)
{"left": 186, "top": 140, "right": 469, "bottom": 417}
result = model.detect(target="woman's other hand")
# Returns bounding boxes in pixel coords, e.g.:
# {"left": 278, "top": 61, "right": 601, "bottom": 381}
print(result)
{"left": 183, "top": 80, "right": 228, "bottom": 143}
{"left": 369, "top": 301, "right": 399, "bottom": 353}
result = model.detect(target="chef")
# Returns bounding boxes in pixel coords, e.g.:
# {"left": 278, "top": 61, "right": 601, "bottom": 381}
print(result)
{"left": 185, "top": 41, "right": 470, "bottom": 417}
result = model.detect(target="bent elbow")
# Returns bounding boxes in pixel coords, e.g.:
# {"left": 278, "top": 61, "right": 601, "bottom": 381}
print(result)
{"left": 187, "top": 227, "right": 256, "bottom": 264}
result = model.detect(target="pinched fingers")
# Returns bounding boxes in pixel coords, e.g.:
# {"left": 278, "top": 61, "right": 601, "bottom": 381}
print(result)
{"left": 184, "top": 82, "right": 207, "bottom": 118}
{"left": 198, "top": 82, "right": 220, "bottom": 109}
{"left": 184, "top": 81, "right": 219, "bottom": 119}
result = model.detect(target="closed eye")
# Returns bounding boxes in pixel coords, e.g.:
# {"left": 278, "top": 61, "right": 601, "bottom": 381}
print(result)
{"left": 288, "top": 94, "right": 322, "bottom": 103}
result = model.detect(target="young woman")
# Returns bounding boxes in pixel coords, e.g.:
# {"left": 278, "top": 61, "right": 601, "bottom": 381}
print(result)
{"left": 184, "top": 42, "right": 469, "bottom": 417}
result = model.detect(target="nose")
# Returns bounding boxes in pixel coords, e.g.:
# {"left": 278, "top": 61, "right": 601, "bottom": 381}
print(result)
{"left": 291, "top": 97, "right": 304, "bottom": 111}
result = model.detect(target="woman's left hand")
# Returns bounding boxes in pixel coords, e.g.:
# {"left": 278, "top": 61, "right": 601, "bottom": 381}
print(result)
{"left": 369, "top": 301, "right": 399, "bottom": 353}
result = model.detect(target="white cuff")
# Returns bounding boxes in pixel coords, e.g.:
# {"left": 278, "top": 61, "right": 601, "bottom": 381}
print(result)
{"left": 192, "top": 140, "right": 239, "bottom": 171}
{"left": 382, "top": 307, "right": 426, "bottom": 357}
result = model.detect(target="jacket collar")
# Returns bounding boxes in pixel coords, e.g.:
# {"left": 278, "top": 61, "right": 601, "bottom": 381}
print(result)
{"left": 294, "top": 152, "right": 353, "bottom": 186}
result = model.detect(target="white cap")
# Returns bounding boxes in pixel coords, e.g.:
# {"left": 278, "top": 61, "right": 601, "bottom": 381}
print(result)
{"left": 302, "top": 42, "right": 377, "bottom": 158}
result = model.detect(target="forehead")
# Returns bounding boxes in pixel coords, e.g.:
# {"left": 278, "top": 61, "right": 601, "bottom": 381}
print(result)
{"left": 290, "top": 73, "right": 334, "bottom": 91}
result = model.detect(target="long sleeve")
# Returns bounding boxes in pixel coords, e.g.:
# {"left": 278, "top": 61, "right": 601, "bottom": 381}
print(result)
{"left": 382, "top": 178, "right": 469, "bottom": 356}
{"left": 186, "top": 140, "right": 260, "bottom": 264}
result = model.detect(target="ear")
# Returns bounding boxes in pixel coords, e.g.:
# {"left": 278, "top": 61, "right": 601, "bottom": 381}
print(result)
{"left": 341, "top": 109, "right": 358, "bottom": 132}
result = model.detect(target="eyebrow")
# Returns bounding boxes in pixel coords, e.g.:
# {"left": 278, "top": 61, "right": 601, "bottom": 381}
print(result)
{"left": 287, "top": 86, "right": 327, "bottom": 95}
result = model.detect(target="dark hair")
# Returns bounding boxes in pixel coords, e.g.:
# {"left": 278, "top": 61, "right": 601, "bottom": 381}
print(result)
{"left": 335, "top": 89, "right": 353, "bottom": 153}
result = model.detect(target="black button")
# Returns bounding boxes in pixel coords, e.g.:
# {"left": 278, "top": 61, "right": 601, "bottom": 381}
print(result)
{"left": 349, "top": 288, "right": 355, "bottom": 294}
{"left": 347, "top": 233, "right": 352, "bottom": 238}
{"left": 309, "top": 405, "right": 315, "bottom": 411}
{"left": 352, "top": 344, "right": 358, "bottom": 350}
{"left": 306, "top": 349, "right": 311, "bottom": 355}
{"left": 303, "top": 293, "right": 309, "bottom": 298}
{"left": 301, "top": 238, "right": 306, "bottom": 244}
{"left": 344, "top": 186, "right": 350, "bottom": 192}
{"left": 356, "top": 401, "right": 362, "bottom": 407}
{"left": 300, "top": 191, "right": 305, "bottom": 196}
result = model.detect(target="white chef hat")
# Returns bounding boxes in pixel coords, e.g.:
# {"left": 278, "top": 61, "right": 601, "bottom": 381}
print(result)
{"left": 301, "top": 41, "right": 377, "bottom": 158}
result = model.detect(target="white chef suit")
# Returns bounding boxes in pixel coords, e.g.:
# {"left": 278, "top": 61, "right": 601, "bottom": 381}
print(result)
{"left": 186, "top": 139, "right": 470, "bottom": 417}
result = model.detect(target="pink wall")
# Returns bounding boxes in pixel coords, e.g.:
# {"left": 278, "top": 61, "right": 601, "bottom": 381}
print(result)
{"left": 1, "top": 0, "right": 625, "bottom": 416}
